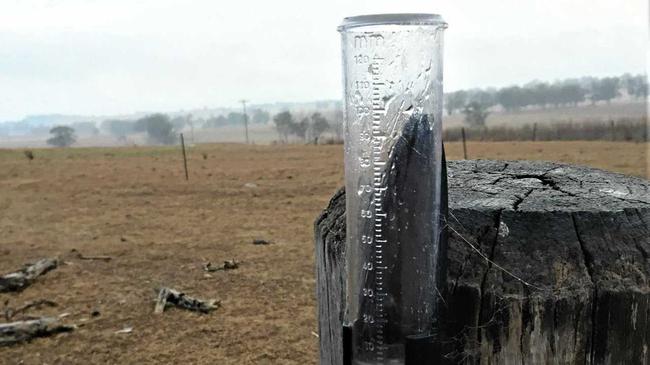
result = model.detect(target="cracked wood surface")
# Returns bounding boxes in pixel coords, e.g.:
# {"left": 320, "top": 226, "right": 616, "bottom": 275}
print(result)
{"left": 315, "top": 160, "right": 650, "bottom": 365}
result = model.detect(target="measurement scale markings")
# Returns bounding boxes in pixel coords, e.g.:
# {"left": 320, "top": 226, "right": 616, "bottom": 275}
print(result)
{"left": 367, "top": 56, "right": 387, "bottom": 361}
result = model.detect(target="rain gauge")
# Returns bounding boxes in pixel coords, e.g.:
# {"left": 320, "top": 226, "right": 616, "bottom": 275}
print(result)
{"left": 338, "top": 14, "right": 448, "bottom": 364}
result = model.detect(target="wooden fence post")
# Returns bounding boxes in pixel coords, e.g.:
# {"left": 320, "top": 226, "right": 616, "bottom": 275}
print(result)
{"left": 315, "top": 160, "right": 650, "bottom": 365}
{"left": 461, "top": 127, "right": 468, "bottom": 159}
{"left": 180, "top": 133, "right": 189, "bottom": 181}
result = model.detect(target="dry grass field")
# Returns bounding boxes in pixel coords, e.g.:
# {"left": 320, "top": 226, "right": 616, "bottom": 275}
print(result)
{"left": 0, "top": 141, "right": 647, "bottom": 364}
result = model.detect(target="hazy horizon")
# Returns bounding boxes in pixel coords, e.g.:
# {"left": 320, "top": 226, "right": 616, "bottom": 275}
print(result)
{"left": 0, "top": 0, "right": 647, "bottom": 121}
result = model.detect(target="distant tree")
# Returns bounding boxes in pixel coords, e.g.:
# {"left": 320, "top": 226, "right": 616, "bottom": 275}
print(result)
{"left": 577, "top": 76, "right": 597, "bottom": 93}
{"left": 559, "top": 84, "right": 587, "bottom": 106}
{"left": 522, "top": 88, "right": 536, "bottom": 108}
{"left": 310, "top": 112, "right": 330, "bottom": 143}
{"left": 497, "top": 86, "right": 525, "bottom": 111}
{"left": 135, "top": 113, "right": 175, "bottom": 145}
{"left": 47, "top": 126, "right": 76, "bottom": 147}
{"left": 251, "top": 109, "right": 271, "bottom": 124}
{"left": 547, "top": 83, "right": 565, "bottom": 107}
{"left": 170, "top": 115, "right": 188, "bottom": 130}
{"left": 531, "top": 83, "right": 551, "bottom": 108}
{"left": 462, "top": 102, "right": 490, "bottom": 127}
{"left": 467, "top": 89, "right": 497, "bottom": 108}
{"left": 292, "top": 117, "right": 309, "bottom": 141}
{"left": 227, "top": 112, "right": 245, "bottom": 125}
{"left": 624, "top": 75, "right": 648, "bottom": 99}
{"left": 101, "top": 119, "right": 134, "bottom": 138}
{"left": 273, "top": 111, "right": 293, "bottom": 142}
{"left": 445, "top": 90, "right": 467, "bottom": 115}
{"left": 635, "top": 82, "right": 648, "bottom": 99}
{"left": 591, "top": 77, "right": 620, "bottom": 104}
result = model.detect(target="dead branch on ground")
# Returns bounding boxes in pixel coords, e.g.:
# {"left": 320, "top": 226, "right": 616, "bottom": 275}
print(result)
{"left": 203, "top": 259, "right": 239, "bottom": 272}
{"left": 0, "top": 317, "right": 74, "bottom": 346}
{"left": 154, "top": 287, "right": 220, "bottom": 314}
{"left": 4, "top": 300, "right": 58, "bottom": 321}
{"left": 0, "top": 258, "right": 58, "bottom": 293}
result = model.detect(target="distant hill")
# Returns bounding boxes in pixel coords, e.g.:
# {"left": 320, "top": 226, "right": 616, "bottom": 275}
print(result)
{"left": 21, "top": 114, "right": 93, "bottom": 127}
{"left": 0, "top": 114, "right": 102, "bottom": 136}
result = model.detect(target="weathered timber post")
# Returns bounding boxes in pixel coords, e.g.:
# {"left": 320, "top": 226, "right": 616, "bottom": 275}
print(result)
{"left": 462, "top": 127, "right": 468, "bottom": 159}
{"left": 180, "top": 133, "right": 189, "bottom": 181}
{"left": 315, "top": 160, "right": 650, "bottom": 365}
{"left": 532, "top": 123, "right": 537, "bottom": 142}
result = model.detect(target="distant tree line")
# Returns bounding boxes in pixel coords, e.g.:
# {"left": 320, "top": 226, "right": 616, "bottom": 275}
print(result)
{"left": 98, "top": 109, "right": 273, "bottom": 144}
{"left": 202, "top": 109, "right": 270, "bottom": 128}
{"left": 12, "top": 73, "right": 643, "bottom": 145}
{"left": 273, "top": 111, "right": 331, "bottom": 143}
{"left": 446, "top": 73, "right": 648, "bottom": 126}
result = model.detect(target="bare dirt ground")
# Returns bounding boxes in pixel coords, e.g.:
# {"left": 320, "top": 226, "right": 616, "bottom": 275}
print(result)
{"left": 0, "top": 141, "right": 647, "bottom": 364}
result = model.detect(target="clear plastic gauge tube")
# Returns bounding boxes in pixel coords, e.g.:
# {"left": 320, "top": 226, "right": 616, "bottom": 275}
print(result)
{"left": 338, "top": 14, "right": 447, "bottom": 364}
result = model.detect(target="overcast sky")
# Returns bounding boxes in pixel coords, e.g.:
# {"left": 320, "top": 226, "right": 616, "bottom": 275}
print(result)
{"left": 0, "top": 0, "right": 647, "bottom": 121}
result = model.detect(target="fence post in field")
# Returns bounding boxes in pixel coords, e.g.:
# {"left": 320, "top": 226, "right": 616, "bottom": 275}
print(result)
{"left": 532, "top": 123, "right": 537, "bottom": 141}
{"left": 180, "top": 133, "right": 189, "bottom": 181}
{"left": 610, "top": 119, "right": 615, "bottom": 141}
{"left": 461, "top": 127, "right": 468, "bottom": 159}
{"left": 240, "top": 99, "right": 250, "bottom": 144}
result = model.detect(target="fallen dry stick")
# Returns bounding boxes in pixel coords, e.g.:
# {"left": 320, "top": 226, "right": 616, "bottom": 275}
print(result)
{"left": 0, "top": 258, "right": 58, "bottom": 293}
{"left": 115, "top": 326, "right": 133, "bottom": 334}
{"left": 203, "top": 259, "right": 239, "bottom": 272}
{"left": 4, "top": 299, "right": 58, "bottom": 321}
{"left": 0, "top": 317, "right": 74, "bottom": 346}
{"left": 154, "top": 287, "right": 220, "bottom": 314}
{"left": 70, "top": 249, "right": 112, "bottom": 262}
